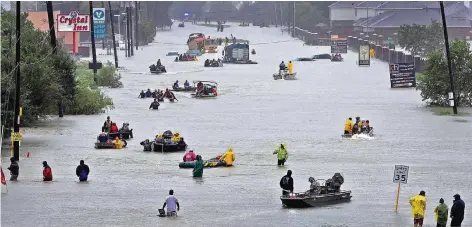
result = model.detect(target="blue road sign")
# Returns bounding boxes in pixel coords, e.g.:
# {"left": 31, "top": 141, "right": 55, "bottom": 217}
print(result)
{"left": 93, "top": 8, "right": 106, "bottom": 39}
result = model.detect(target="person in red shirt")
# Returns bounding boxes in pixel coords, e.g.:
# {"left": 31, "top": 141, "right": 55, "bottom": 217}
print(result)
{"left": 211, "top": 88, "right": 218, "bottom": 96}
{"left": 183, "top": 150, "right": 197, "bottom": 162}
{"left": 42, "top": 161, "right": 53, "bottom": 181}
{"left": 110, "top": 123, "right": 119, "bottom": 133}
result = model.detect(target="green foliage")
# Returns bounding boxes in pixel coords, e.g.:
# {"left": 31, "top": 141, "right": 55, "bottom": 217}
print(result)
{"left": 294, "top": 2, "right": 327, "bottom": 30}
{"left": 397, "top": 21, "right": 444, "bottom": 57}
{"left": 417, "top": 40, "right": 472, "bottom": 107}
{"left": 96, "top": 61, "right": 123, "bottom": 88}
{"left": 1, "top": 10, "right": 116, "bottom": 126}
{"left": 138, "top": 19, "right": 156, "bottom": 45}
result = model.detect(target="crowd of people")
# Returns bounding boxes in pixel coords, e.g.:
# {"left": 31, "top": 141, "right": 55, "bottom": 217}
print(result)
{"left": 409, "top": 191, "right": 465, "bottom": 227}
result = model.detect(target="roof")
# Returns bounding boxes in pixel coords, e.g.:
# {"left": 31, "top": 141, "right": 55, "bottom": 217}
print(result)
{"left": 329, "top": 1, "right": 363, "bottom": 8}
{"left": 376, "top": 1, "right": 426, "bottom": 9}
{"left": 445, "top": 2, "right": 472, "bottom": 19}
{"left": 355, "top": 1, "right": 383, "bottom": 8}
{"left": 367, "top": 9, "right": 471, "bottom": 28}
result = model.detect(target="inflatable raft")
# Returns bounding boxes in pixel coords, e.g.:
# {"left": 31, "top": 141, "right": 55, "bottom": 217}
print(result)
{"left": 108, "top": 130, "right": 133, "bottom": 140}
{"left": 273, "top": 72, "right": 297, "bottom": 80}
{"left": 172, "top": 86, "right": 195, "bottom": 92}
{"left": 179, "top": 158, "right": 226, "bottom": 168}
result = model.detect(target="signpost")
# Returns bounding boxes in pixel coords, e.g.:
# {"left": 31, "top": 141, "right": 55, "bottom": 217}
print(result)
{"left": 93, "top": 8, "right": 106, "bottom": 39}
{"left": 389, "top": 63, "right": 416, "bottom": 88}
{"left": 393, "top": 165, "right": 409, "bottom": 213}
{"left": 57, "top": 10, "right": 90, "bottom": 53}
{"left": 358, "top": 45, "right": 370, "bottom": 66}
{"left": 331, "top": 37, "right": 347, "bottom": 54}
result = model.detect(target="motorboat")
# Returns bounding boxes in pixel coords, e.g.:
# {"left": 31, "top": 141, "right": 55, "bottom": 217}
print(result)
{"left": 94, "top": 140, "right": 127, "bottom": 149}
{"left": 179, "top": 157, "right": 228, "bottom": 168}
{"left": 191, "top": 80, "right": 218, "bottom": 98}
{"left": 273, "top": 71, "right": 297, "bottom": 80}
{"left": 140, "top": 131, "right": 187, "bottom": 152}
{"left": 342, "top": 128, "right": 374, "bottom": 138}
{"left": 281, "top": 173, "right": 351, "bottom": 208}
{"left": 172, "top": 86, "right": 195, "bottom": 92}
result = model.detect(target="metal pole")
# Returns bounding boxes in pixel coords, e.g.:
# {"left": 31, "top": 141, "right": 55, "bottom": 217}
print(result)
{"left": 440, "top": 1, "right": 458, "bottom": 114}
{"left": 130, "top": 5, "right": 134, "bottom": 56}
{"left": 135, "top": 1, "right": 139, "bottom": 50}
{"left": 89, "top": 1, "right": 98, "bottom": 79}
{"left": 274, "top": 1, "right": 278, "bottom": 28}
{"left": 126, "top": 7, "right": 131, "bottom": 57}
{"left": 13, "top": 1, "right": 21, "bottom": 161}
{"left": 101, "top": 1, "right": 105, "bottom": 50}
{"left": 46, "top": 2, "right": 57, "bottom": 54}
{"left": 108, "top": 1, "right": 118, "bottom": 68}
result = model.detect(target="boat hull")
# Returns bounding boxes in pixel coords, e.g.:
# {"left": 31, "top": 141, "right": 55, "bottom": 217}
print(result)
{"left": 151, "top": 141, "right": 187, "bottom": 152}
{"left": 172, "top": 87, "right": 195, "bottom": 92}
{"left": 280, "top": 191, "right": 352, "bottom": 208}
{"left": 179, "top": 159, "right": 227, "bottom": 168}
{"left": 108, "top": 130, "right": 133, "bottom": 140}
{"left": 94, "top": 140, "right": 128, "bottom": 149}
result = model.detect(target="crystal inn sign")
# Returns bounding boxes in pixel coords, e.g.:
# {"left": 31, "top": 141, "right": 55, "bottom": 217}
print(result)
{"left": 57, "top": 10, "right": 90, "bottom": 32}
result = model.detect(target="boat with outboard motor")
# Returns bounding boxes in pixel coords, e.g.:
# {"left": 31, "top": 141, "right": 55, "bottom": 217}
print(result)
{"left": 342, "top": 128, "right": 374, "bottom": 138}
{"left": 204, "top": 59, "right": 223, "bottom": 67}
{"left": 191, "top": 80, "right": 218, "bottom": 98}
{"left": 140, "top": 130, "right": 188, "bottom": 152}
{"left": 273, "top": 71, "right": 297, "bottom": 80}
{"left": 172, "top": 86, "right": 195, "bottom": 92}
{"left": 149, "top": 65, "right": 167, "bottom": 74}
{"left": 179, "top": 156, "right": 228, "bottom": 168}
{"left": 280, "top": 173, "right": 351, "bottom": 208}
{"left": 94, "top": 140, "right": 128, "bottom": 149}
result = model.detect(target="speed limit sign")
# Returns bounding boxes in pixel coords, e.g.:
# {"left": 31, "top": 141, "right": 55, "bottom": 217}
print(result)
{"left": 393, "top": 165, "right": 409, "bottom": 184}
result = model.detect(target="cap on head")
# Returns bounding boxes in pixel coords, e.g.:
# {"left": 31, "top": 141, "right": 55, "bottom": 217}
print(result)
{"left": 287, "top": 170, "right": 292, "bottom": 176}
{"left": 80, "top": 160, "right": 84, "bottom": 165}
{"left": 419, "top": 191, "right": 425, "bottom": 196}
{"left": 454, "top": 194, "right": 461, "bottom": 199}
{"left": 440, "top": 198, "right": 444, "bottom": 203}
{"left": 169, "top": 189, "right": 174, "bottom": 195}
{"left": 356, "top": 116, "right": 360, "bottom": 119}
{"left": 10, "top": 157, "right": 16, "bottom": 162}
{"left": 42, "top": 161, "right": 47, "bottom": 166}
{"left": 107, "top": 116, "right": 110, "bottom": 120}
{"left": 349, "top": 117, "right": 352, "bottom": 120}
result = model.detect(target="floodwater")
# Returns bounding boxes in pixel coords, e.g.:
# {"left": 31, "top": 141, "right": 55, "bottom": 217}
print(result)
{"left": 2, "top": 23, "right": 472, "bottom": 227}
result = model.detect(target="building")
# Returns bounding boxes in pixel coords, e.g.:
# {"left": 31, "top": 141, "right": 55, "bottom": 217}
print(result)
{"left": 329, "top": 1, "right": 472, "bottom": 39}
{"left": 26, "top": 11, "right": 81, "bottom": 53}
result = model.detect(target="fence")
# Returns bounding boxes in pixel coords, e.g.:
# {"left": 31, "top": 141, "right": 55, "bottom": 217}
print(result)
{"left": 292, "top": 27, "right": 426, "bottom": 73}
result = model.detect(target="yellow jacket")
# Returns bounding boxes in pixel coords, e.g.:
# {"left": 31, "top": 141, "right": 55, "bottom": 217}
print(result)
{"left": 344, "top": 120, "right": 353, "bottom": 132}
{"left": 287, "top": 63, "right": 293, "bottom": 74}
{"left": 370, "top": 48, "right": 375, "bottom": 58}
{"left": 172, "top": 136, "right": 182, "bottom": 142}
{"left": 409, "top": 195, "right": 426, "bottom": 218}
{"left": 220, "top": 147, "right": 235, "bottom": 165}
{"left": 113, "top": 139, "right": 123, "bottom": 149}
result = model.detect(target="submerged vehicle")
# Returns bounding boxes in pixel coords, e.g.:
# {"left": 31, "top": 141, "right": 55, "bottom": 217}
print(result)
{"left": 187, "top": 33, "right": 205, "bottom": 44}
{"left": 223, "top": 43, "right": 257, "bottom": 64}
{"left": 179, "top": 156, "right": 227, "bottom": 168}
{"left": 281, "top": 173, "right": 351, "bottom": 208}
{"left": 166, "top": 52, "right": 179, "bottom": 56}
{"left": 185, "top": 49, "right": 203, "bottom": 57}
{"left": 273, "top": 71, "right": 297, "bottom": 80}
{"left": 313, "top": 54, "right": 332, "bottom": 59}
{"left": 188, "top": 37, "right": 205, "bottom": 52}
{"left": 204, "top": 39, "right": 219, "bottom": 53}
{"left": 140, "top": 131, "right": 187, "bottom": 152}
{"left": 294, "top": 57, "right": 315, "bottom": 61}
{"left": 191, "top": 80, "right": 218, "bottom": 98}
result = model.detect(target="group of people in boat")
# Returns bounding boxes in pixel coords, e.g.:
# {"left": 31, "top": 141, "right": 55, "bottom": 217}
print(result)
{"left": 175, "top": 54, "right": 197, "bottom": 62}
{"left": 195, "top": 81, "right": 217, "bottom": 97}
{"left": 182, "top": 147, "right": 235, "bottom": 167}
{"left": 173, "top": 80, "right": 191, "bottom": 89}
{"left": 280, "top": 170, "right": 344, "bottom": 196}
{"left": 149, "top": 59, "right": 167, "bottom": 73}
{"left": 331, "top": 54, "right": 343, "bottom": 61}
{"left": 278, "top": 61, "right": 294, "bottom": 75}
{"left": 155, "top": 130, "right": 183, "bottom": 144}
{"left": 204, "top": 59, "right": 223, "bottom": 67}
{"left": 102, "top": 116, "right": 131, "bottom": 134}
{"left": 344, "top": 117, "right": 373, "bottom": 135}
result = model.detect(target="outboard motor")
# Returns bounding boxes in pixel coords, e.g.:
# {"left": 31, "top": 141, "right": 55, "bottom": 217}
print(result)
{"left": 140, "top": 139, "right": 152, "bottom": 151}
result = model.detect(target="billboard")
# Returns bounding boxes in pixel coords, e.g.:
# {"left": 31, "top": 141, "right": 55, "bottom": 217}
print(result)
{"left": 389, "top": 63, "right": 416, "bottom": 88}
{"left": 57, "top": 10, "right": 90, "bottom": 32}
{"left": 331, "top": 37, "right": 347, "bottom": 54}
{"left": 93, "top": 8, "right": 106, "bottom": 39}
{"left": 358, "top": 45, "right": 370, "bottom": 66}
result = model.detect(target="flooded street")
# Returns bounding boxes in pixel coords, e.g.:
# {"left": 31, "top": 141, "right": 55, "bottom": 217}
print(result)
{"left": 2, "top": 23, "right": 472, "bottom": 227}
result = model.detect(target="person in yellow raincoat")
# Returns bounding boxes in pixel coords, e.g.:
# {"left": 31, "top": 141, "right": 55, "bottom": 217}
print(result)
{"left": 113, "top": 137, "right": 123, "bottom": 149}
{"left": 369, "top": 48, "right": 375, "bottom": 58}
{"left": 409, "top": 191, "right": 427, "bottom": 227}
{"left": 287, "top": 61, "right": 293, "bottom": 74}
{"left": 344, "top": 117, "right": 353, "bottom": 135}
{"left": 219, "top": 147, "right": 235, "bottom": 167}
{"left": 172, "top": 132, "right": 182, "bottom": 143}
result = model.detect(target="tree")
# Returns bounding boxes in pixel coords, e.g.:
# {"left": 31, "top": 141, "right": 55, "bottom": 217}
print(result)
{"left": 417, "top": 40, "right": 472, "bottom": 106}
{"left": 138, "top": 18, "right": 156, "bottom": 45}
{"left": 398, "top": 21, "right": 444, "bottom": 57}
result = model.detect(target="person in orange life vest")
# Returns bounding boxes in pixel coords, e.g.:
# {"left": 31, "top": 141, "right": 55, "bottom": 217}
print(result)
{"left": 110, "top": 123, "right": 119, "bottom": 133}
{"left": 42, "top": 161, "right": 53, "bottom": 181}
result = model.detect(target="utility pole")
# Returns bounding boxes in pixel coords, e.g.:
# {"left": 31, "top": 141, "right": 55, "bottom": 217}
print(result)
{"left": 89, "top": 1, "right": 98, "bottom": 79}
{"left": 129, "top": 5, "right": 134, "bottom": 56}
{"left": 292, "top": 1, "right": 296, "bottom": 37}
{"left": 13, "top": 1, "right": 21, "bottom": 161}
{"left": 101, "top": 1, "right": 105, "bottom": 50}
{"left": 274, "top": 1, "right": 278, "bottom": 28}
{"left": 440, "top": 1, "right": 458, "bottom": 114}
{"left": 108, "top": 1, "right": 118, "bottom": 68}
{"left": 126, "top": 6, "right": 131, "bottom": 57}
{"left": 46, "top": 2, "right": 57, "bottom": 54}
{"left": 135, "top": 1, "right": 139, "bottom": 50}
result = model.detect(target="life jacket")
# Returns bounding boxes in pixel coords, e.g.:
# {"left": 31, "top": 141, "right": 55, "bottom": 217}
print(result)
{"left": 110, "top": 125, "right": 119, "bottom": 133}
{"left": 43, "top": 167, "right": 53, "bottom": 180}
{"left": 114, "top": 139, "right": 123, "bottom": 149}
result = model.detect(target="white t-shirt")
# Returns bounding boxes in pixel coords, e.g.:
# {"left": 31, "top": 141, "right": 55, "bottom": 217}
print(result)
{"left": 165, "top": 195, "right": 178, "bottom": 212}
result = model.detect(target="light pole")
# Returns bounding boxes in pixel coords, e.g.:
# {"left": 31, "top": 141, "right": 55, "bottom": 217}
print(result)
{"left": 440, "top": 1, "right": 458, "bottom": 114}
{"left": 114, "top": 14, "right": 121, "bottom": 37}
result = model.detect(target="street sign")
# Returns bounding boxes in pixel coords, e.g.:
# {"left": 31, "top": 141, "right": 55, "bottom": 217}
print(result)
{"left": 11, "top": 132, "right": 23, "bottom": 142}
{"left": 387, "top": 36, "right": 393, "bottom": 44}
{"left": 393, "top": 165, "right": 409, "bottom": 184}
{"left": 358, "top": 45, "right": 370, "bottom": 66}
{"left": 330, "top": 37, "right": 347, "bottom": 54}
{"left": 57, "top": 10, "right": 90, "bottom": 32}
{"left": 389, "top": 63, "right": 416, "bottom": 88}
{"left": 93, "top": 8, "right": 106, "bottom": 39}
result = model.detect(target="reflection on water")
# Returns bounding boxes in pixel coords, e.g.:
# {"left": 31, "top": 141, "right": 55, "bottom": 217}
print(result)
{"left": 2, "top": 23, "right": 472, "bottom": 227}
